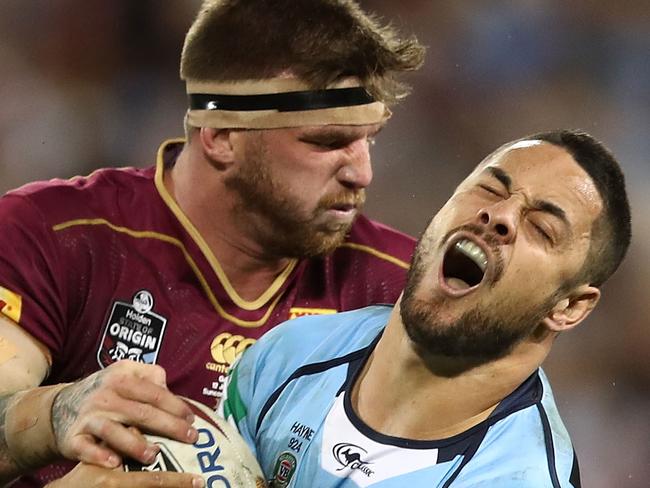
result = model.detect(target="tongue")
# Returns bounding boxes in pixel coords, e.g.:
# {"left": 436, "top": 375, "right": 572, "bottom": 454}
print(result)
{"left": 445, "top": 277, "right": 470, "bottom": 290}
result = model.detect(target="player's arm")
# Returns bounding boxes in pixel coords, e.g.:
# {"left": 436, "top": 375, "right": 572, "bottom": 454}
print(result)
{"left": 44, "top": 462, "right": 204, "bottom": 488}
{"left": 0, "top": 314, "right": 51, "bottom": 484}
{"left": 0, "top": 315, "right": 199, "bottom": 485}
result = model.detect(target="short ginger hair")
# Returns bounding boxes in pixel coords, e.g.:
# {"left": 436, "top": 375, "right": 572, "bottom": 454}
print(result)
{"left": 180, "top": 0, "right": 425, "bottom": 105}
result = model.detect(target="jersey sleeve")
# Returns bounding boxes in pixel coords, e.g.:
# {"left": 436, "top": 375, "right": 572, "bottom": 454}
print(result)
{"left": 0, "top": 194, "right": 67, "bottom": 358}
{"left": 219, "top": 355, "right": 257, "bottom": 451}
{"left": 218, "top": 328, "right": 277, "bottom": 459}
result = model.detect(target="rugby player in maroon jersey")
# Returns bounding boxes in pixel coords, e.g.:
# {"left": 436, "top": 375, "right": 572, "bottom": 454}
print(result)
{"left": 0, "top": 1, "right": 424, "bottom": 486}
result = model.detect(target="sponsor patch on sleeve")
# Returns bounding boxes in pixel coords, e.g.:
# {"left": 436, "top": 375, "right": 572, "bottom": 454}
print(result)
{"left": 288, "top": 307, "right": 337, "bottom": 320}
{"left": 0, "top": 285, "right": 22, "bottom": 323}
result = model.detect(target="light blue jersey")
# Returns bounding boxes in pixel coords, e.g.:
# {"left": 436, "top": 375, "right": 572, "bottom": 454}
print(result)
{"left": 220, "top": 306, "right": 581, "bottom": 487}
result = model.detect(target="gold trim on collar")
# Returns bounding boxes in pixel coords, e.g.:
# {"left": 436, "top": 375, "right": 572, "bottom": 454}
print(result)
{"left": 52, "top": 218, "right": 284, "bottom": 328}
{"left": 339, "top": 242, "right": 410, "bottom": 269}
{"left": 154, "top": 140, "right": 298, "bottom": 311}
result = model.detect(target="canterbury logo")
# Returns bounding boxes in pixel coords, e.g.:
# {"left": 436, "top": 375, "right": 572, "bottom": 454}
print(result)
{"left": 210, "top": 333, "right": 256, "bottom": 365}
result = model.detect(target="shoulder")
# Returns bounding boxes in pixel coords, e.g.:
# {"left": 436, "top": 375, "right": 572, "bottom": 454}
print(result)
{"left": 338, "top": 215, "right": 415, "bottom": 268}
{"left": 252, "top": 305, "right": 389, "bottom": 362}
{"left": 1, "top": 167, "right": 154, "bottom": 225}
{"left": 459, "top": 370, "right": 578, "bottom": 487}
{"left": 7, "top": 166, "right": 153, "bottom": 202}
{"left": 237, "top": 305, "right": 390, "bottom": 386}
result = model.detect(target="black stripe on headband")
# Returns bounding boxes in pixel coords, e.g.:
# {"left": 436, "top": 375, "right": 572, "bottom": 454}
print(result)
{"left": 188, "top": 87, "right": 375, "bottom": 112}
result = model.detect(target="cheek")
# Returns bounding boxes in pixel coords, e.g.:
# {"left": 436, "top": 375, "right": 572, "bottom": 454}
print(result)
{"left": 277, "top": 159, "right": 336, "bottom": 193}
{"left": 442, "top": 193, "right": 482, "bottom": 222}
{"left": 501, "top": 250, "right": 561, "bottom": 295}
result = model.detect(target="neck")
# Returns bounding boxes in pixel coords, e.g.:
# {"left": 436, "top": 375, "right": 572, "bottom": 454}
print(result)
{"left": 352, "top": 301, "right": 552, "bottom": 440}
{"left": 164, "top": 144, "right": 294, "bottom": 301}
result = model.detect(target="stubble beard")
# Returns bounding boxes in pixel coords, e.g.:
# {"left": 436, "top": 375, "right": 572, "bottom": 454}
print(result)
{"left": 224, "top": 139, "right": 364, "bottom": 258}
{"left": 400, "top": 229, "right": 558, "bottom": 372}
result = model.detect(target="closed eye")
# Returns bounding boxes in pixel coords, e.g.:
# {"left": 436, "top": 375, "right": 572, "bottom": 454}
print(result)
{"left": 302, "top": 139, "right": 346, "bottom": 150}
{"left": 479, "top": 184, "right": 502, "bottom": 196}
{"left": 303, "top": 136, "right": 365, "bottom": 151}
{"left": 531, "top": 222, "right": 553, "bottom": 243}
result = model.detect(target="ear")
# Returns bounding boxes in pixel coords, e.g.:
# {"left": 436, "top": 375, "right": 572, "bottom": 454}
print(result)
{"left": 542, "top": 285, "right": 601, "bottom": 332}
{"left": 198, "top": 127, "right": 237, "bottom": 167}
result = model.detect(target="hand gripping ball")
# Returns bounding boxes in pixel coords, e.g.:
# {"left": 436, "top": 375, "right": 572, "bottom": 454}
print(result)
{"left": 124, "top": 398, "right": 266, "bottom": 488}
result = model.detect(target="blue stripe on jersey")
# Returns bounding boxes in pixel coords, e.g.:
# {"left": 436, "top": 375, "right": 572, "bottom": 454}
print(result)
{"left": 256, "top": 345, "right": 371, "bottom": 434}
{"left": 440, "top": 425, "right": 488, "bottom": 488}
{"left": 570, "top": 450, "right": 581, "bottom": 487}
{"left": 537, "top": 403, "right": 561, "bottom": 488}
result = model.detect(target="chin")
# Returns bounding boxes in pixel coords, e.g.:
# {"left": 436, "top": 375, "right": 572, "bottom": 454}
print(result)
{"left": 271, "top": 227, "right": 349, "bottom": 258}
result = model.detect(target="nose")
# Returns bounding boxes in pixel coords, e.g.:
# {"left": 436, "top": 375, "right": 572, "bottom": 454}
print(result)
{"left": 476, "top": 200, "right": 519, "bottom": 243}
{"left": 336, "top": 138, "right": 373, "bottom": 190}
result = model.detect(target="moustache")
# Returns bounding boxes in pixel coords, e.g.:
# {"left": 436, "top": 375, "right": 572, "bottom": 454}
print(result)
{"left": 317, "top": 189, "right": 366, "bottom": 211}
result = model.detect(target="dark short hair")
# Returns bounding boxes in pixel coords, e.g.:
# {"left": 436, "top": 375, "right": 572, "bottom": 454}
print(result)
{"left": 522, "top": 129, "right": 631, "bottom": 287}
{"left": 180, "top": 0, "right": 425, "bottom": 105}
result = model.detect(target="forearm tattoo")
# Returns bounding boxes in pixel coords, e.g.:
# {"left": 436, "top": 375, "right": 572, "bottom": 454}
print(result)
{"left": 52, "top": 373, "right": 103, "bottom": 442}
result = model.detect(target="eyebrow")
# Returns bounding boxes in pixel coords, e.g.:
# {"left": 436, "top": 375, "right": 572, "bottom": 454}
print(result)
{"left": 532, "top": 199, "right": 570, "bottom": 227}
{"left": 301, "top": 122, "right": 385, "bottom": 140}
{"left": 487, "top": 166, "right": 512, "bottom": 190}
{"left": 486, "top": 166, "right": 570, "bottom": 227}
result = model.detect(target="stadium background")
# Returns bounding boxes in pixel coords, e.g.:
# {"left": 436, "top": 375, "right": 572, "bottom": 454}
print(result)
{"left": 0, "top": 1, "right": 647, "bottom": 486}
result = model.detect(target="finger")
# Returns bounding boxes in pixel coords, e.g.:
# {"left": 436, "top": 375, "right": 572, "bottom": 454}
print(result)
{"left": 113, "top": 360, "right": 168, "bottom": 387}
{"left": 112, "top": 377, "right": 195, "bottom": 424}
{"left": 117, "top": 471, "right": 205, "bottom": 488}
{"left": 126, "top": 425, "right": 143, "bottom": 435}
{"left": 135, "top": 362, "right": 168, "bottom": 387}
{"left": 93, "top": 396, "right": 198, "bottom": 444}
{"left": 46, "top": 463, "right": 205, "bottom": 488}
{"left": 68, "top": 433, "right": 122, "bottom": 469}
{"left": 83, "top": 416, "right": 160, "bottom": 465}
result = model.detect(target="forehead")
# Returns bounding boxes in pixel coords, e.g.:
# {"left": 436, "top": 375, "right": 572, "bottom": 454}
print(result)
{"left": 472, "top": 141, "right": 603, "bottom": 228}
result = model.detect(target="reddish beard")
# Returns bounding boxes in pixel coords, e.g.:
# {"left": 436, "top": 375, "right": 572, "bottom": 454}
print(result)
{"left": 224, "top": 148, "right": 365, "bottom": 258}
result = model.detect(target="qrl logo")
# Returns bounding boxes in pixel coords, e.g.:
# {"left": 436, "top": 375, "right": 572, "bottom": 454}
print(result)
{"left": 210, "top": 333, "right": 256, "bottom": 366}
{"left": 133, "top": 290, "right": 154, "bottom": 313}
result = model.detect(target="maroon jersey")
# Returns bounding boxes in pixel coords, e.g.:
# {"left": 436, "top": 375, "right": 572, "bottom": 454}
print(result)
{"left": 0, "top": 140, "right": 414, "bottom": 486}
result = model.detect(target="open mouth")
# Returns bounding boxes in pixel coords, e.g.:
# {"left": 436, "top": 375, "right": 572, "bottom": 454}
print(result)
{"left": 442, "top": 238, "right": 488, "bottom": 291}
{"left": 331, "top": 203, "right": 355, "bottom": 212}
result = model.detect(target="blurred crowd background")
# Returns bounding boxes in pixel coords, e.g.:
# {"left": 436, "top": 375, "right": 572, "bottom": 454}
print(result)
{"left": 0, "top": 1, "right": 647, "bottom": 486}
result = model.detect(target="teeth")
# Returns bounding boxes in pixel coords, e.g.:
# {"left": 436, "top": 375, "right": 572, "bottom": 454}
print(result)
{"left": 455, "top": 239, "right": 488, "bottom": 271}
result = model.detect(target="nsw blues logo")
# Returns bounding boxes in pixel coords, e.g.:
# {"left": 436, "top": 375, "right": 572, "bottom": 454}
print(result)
{"left": 97, "top": 290, "right": 168, "bottom": 367}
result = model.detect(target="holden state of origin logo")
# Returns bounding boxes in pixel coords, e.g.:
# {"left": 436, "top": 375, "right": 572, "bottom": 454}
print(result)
{"left": 271, "top": 451, "right": 297, "bottom": 487}
{"left": 97, "top": 290, "right": 168, "bottom": 367}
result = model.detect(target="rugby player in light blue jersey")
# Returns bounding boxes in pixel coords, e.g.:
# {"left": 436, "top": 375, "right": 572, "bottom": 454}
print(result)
{"left": 221, "top": 129, "right": 631, "bottom": 488}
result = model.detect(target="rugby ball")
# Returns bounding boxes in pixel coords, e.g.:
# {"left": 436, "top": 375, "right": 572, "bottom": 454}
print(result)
{"left": 124, "top": 398, "right": 266, "bottom": 487}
